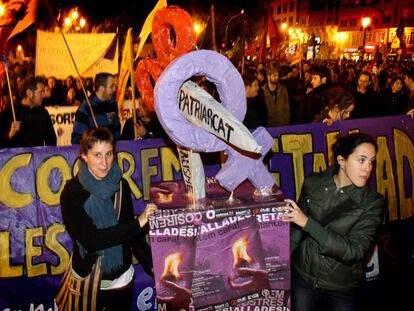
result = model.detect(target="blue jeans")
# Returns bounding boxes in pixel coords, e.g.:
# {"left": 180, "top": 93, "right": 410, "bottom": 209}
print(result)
{"left": 292, "top": 269, "right": 358, "bottom": 311}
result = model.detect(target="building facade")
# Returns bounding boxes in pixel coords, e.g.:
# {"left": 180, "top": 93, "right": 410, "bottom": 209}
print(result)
{"left": 269, "top": 0, "right": 414, "bottom": 60}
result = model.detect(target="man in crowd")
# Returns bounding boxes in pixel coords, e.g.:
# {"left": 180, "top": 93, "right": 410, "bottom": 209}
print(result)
{"left": 297, "top": 65, "right": 331, "bottom": 124}
{"left": 260, "top": 67, "right": 290, "bottom": 127}
{"left": 404, "top": 68, "right": 414, "bottom": 117}
{"left": 351, "top": 71, "right": 379, "bottom": 119}
{"left": 71, "top": 72, "right": 121, "bottom": 144}
{"left": 0, "top": 76, "right": 56, "bottom": 148}
{"left": 242, "top": 70, "right": 263, "bottom": 129}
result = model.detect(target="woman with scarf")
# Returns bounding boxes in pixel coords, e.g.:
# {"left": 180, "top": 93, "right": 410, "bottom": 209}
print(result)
{"left": 59, "top": 127, "right": 157, "bottom": 310}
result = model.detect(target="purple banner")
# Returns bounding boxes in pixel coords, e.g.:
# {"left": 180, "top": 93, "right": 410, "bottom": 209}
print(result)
{"left": 0, "top": 115, "right": 413, "bottom": 310}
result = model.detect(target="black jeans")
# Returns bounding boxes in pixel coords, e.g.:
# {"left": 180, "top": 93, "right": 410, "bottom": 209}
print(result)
{"left": 97, "top": 280, "right": 134, "bottom": 311}
{"left": 291, "top": 269, "right": 359, "bottom": 311}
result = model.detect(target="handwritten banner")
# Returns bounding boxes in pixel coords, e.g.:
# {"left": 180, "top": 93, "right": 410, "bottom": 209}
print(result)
{"left": 0, "top": 115, "right": 413, "bottom": 310}
{"left": 35, "top": 30, "right": 118, "bottom": 79}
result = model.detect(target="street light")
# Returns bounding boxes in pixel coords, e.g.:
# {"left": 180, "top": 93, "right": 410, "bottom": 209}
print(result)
{"left": 63, "top": 7, "right": 87, "bottom": 33}
{"left": 361, "top": 16, "right": 371, "bottom": 60}
{"left": 224, "top": 9, "right": 244, "bottom": 50}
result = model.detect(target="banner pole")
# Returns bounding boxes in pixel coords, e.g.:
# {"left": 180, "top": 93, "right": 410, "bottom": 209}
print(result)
{"left": 2, "top": 61, "right": 16, "bottom": 122}
{"left": 127, "top": 29, "right": 139, "bottom": 139}
{"left": 57, "top": 27, "right": 99, "bottom": 128}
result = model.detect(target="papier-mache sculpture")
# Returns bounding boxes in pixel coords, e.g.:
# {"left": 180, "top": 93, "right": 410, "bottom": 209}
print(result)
{"left": 154, "top": 49, "right": 276, "bottom": 198}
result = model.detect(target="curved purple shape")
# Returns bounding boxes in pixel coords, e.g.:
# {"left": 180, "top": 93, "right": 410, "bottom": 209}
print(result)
{"left": 154, "top": 49, "right": 275, "bottom": 192}
{"left": 154, "top": 49, "right": 245, "bottom": 152}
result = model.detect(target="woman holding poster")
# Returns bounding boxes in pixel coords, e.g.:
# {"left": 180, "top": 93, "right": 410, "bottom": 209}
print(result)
{"left": 58, "top": 127, "right": 157, "bottom": 310}
{"left": 280, "top": 133, "right": 384, "bottom": 311}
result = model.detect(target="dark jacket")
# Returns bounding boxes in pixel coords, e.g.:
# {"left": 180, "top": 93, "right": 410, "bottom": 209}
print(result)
{"left": 60, "top": 177, "right": 152, "bottom": 280}
{"left": 0, "top": 103, "right": 56, "bottom": 148}
{"left": 297, "top": 83, "right": 331, "bottom": 124}
{"left": 291, "top": 166, "right": 384, "bottom": 292}
{"left": 71, "top": 96, "right": 121, "bottom": 144}
{"left": 351, "top": 89, "right": 379, "bottom": 119}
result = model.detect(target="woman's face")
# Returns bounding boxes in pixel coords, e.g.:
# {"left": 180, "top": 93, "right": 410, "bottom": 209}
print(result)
{"left": 391, "top": 79, "right": 403, "bottom": 93}
{"left": 337, "top": 143, "right": 376, "bottom": 188}
{"left": 81, "top": 141, "right": 114, "bottom": 180}
{"left": 339, "top": 104, "right": 354, "bottom": 120}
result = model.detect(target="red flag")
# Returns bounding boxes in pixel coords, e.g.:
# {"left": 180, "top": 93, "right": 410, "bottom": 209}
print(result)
{"left": 0, "top": 0, "right": 54, "bottom": 77}
{"left": 258, "top": 29, "right": 267, "bottom": 63}
{"left": 267, "top": 9, "right": 277, "bottom": 50}
{"left": 266, "top": 9, "right": 284, "bottom": 60}
{"left": 0, "top": 0, "right": 54, "bottom": 49}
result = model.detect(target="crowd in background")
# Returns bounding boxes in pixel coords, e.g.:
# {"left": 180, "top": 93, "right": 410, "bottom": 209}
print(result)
{"left": 241, "top": 57, "right": 414, "bottom": 131}
{"left": 1, "top": 52, "right": 414, "bottom": 149}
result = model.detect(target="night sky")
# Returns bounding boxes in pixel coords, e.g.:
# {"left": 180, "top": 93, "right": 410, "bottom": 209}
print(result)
{"left": 48, "top": 0, "right": 266, "bottom": 28}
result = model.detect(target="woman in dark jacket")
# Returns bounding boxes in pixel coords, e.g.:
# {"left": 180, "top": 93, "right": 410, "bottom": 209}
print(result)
{"left": 59, "top": 127, "right": 157, "bottom": 310}
{"left": 280, "top": 133, "right": 384, "bottom": 311}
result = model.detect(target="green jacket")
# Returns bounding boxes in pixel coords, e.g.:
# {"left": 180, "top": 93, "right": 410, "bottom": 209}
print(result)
{"left": 291, "top": 165, "right": 384, "bottom": 292}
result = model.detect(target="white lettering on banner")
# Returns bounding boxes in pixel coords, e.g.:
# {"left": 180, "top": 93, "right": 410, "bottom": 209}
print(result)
{"left": 45, "top": 106, "right": 78, "bottom": 147}
{"left": 136, "top": 286, "right": 154, "bottom": 310}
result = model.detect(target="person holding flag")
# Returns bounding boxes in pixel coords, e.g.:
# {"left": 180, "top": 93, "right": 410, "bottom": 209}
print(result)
{"left": 0, "top": 76, "right": 56, "bottom": 148}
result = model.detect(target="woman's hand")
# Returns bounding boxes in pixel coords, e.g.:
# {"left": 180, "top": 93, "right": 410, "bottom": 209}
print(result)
{"left": 138, "top": 203, "right": 158, "bottom": 227}
{"left": 278, "top": 199, "right": 308, "bottom": 229}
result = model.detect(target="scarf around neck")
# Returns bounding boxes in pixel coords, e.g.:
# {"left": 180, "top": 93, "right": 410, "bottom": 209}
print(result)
{"left": 78, "top": 161, "right": 123, "bottom": 274}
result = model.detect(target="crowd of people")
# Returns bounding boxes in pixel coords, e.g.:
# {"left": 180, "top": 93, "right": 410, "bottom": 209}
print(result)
{"left": 241, "top": 58, "right": 414, "bottom": 131}
{"left": 1, "top": 56, "right": 414, "bottom": 148}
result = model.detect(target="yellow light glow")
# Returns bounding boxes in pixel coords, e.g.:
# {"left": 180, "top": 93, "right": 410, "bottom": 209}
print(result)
{"left": 71, "top": 10, "right": 79, "bottom": 20}
{"left": 281, "top": 23, "right": 287, "bottom": 30}
{"left": 362, "top": 17, "right": 371, "bottom": 28}
{"left": 64, "top": 17, "right": 71, "bottom": 26}
{"left": 80, "top": 18, "right": 86, "bottom": 28}
{"left": 0, "top": 4, "right": 5, "bottom": 16}
{"left": 334, "top": 32, "right": 348, "bottom": 42}
{"left": 193, "top": 23, "right": 201, "bottom": 35}
{"left": 17, "top": 45, "right": 22, "bottom": 52}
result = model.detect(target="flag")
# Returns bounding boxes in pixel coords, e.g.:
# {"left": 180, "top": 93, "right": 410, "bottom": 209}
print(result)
{"left": 265, "top": 8, "right": 283, "bottom": 61}
{"left": 258, "top": 29, "right": 267, "bottom": 63}
{"left": 267, "top": 9, "right": 278, "bottom": 50}
{"left": 0, "top": 0, "right": 54, "bottom": 76}
{"left": 135, "top": 0, "right": 167, "bottom": 60}
{"left": 116, "top": 28, "right": 133, "bottom": 121}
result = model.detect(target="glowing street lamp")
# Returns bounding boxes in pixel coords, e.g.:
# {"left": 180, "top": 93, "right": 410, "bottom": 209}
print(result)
{"left": 64, "top": 8, "right": 87, "bottom": 32}
{"left": 362, "top": 17, "right": 371, "bottom": 28}
{"left": 224, "top": 9, "right": 245, "bottom": 49}
{"left": 193, "top": 23, "right": 202, "bottom": 36}
{"left": 361, "top": 16, "right": 371, "bottom": 60}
